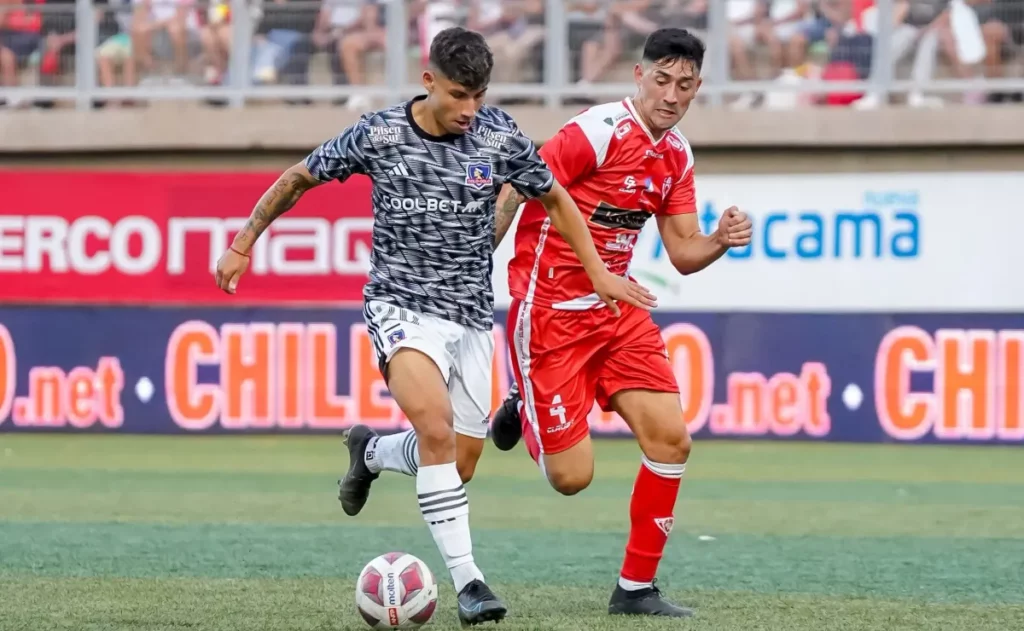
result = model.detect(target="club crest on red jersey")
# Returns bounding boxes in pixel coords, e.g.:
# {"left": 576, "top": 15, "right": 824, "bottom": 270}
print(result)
{"left": 465, "top": 161, "right": 493, "bottom": 189}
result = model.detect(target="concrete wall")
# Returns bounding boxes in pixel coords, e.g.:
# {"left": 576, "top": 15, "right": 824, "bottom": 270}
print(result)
{"left": 4, "top": 102, "right": 1024, "bottom": 151}
{"left": 4, "top": 103, "right": 1024, "bottom": 172}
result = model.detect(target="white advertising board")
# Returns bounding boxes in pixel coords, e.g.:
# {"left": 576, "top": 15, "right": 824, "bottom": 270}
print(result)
{"left": 492, "top": 172, "right": 1024, "bottom": 312}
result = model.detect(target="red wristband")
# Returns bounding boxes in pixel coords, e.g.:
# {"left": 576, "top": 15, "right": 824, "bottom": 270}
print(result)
{"left": 229, "top": 246, "right": 250, "bottom": 258}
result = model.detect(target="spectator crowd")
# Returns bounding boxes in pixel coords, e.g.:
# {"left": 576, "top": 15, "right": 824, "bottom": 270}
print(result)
{"left": 1, "top": 0, "right": 1022, "bottom": 109}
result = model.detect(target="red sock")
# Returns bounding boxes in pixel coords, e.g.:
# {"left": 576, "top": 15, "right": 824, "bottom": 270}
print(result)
{"left": 620, "top": 456, "right": 685, "bottom": 584}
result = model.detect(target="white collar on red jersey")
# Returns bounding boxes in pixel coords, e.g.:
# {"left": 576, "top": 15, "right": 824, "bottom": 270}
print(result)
{"left": 623, "top": 97, "right": 671, "bottom": 146}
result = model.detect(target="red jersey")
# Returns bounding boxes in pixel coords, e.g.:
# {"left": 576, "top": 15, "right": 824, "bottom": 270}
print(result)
{"left": 507, "top": 98, "right": 697, "bottom": 310}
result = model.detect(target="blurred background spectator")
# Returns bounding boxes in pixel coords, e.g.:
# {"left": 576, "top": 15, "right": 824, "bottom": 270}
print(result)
{"left": 95, "top": 0, "right": 138, "bottom": 106}
{"left": 130, "top": 0, "right": 202, "bottom": 84}
{"left": 0, "top": 0, "right": 45, "bottom": 105}
{"left": 468, "top": 0, "right": 545, "bottom": 90}
{"left": 315, "top": 0, "right": 384, "bottom": 110}
{"left": 1, "top": 0, "right": 1022, "bottom": 110}
{"left": 576, "top": 1, "right": 708, "bottom": 92}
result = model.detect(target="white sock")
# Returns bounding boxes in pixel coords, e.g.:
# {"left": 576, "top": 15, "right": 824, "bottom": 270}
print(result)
{"left": 618, "top": 577, "right": 653, "bottom": 591}
{"left": 364, "top": 430, "right": 419, "bottom": 476}
{"left": 417, "top": 462, "right": 484, "bottom": 592}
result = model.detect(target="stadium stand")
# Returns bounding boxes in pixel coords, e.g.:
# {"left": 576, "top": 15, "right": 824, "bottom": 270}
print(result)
{"left": 2, "top": 0, "right": 1023, "bottom": 107}
{"left": 1, "top": 0, "right": 1023, "bottom": 151}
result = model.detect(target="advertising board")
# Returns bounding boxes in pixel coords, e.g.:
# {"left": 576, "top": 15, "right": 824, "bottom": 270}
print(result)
{"left": 3, "top": 170, "right": 1022, "bottom": 310}
{"left": 1, "top": 169, "right": 1021, "bottom": 443}
{"left": 0, "top": 308, "right": 1021, "bottom": 444}
{"left": 0, "top": 171, "right": 374, "bottom": 305}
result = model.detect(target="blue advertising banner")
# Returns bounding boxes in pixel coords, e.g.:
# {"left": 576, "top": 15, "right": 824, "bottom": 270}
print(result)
{"left": 0, "top": 307, "right": 1021, "bottom": 445}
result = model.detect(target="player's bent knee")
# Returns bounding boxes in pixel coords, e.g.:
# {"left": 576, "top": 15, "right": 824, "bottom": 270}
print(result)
{"left": 541, "top": 437, "right": 594, "bottom": 495}
{"left": 544, "top": 454, "right": 594, "bottom": 496}
{"left": 416, "top": 420, "right": 456, "bottom": 459}
{"left": 643, "top": 429, "right": 691, "bottom": 465}
{"left": 673, "top": 431, "right": 693, "bottom": 463}
{"left": 546, "top": 467, "right": 593, "bottom": 496}
{"left": 457, "top": 459, "right": 477, "bottom": 484}
{"left": 455, "top": 435, "right": 483, "bottom": 483}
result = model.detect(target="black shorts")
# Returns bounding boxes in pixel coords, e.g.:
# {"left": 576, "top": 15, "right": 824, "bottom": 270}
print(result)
{"left": 0, "top": 30, "right": 41, "bottom": 63}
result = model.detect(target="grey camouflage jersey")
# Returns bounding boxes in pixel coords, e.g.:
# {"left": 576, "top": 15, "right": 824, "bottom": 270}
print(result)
{"left": 304, "top": 96, "right": 554, "bottom": 331}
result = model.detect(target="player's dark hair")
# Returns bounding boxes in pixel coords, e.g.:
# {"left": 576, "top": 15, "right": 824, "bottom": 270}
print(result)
{"left": 642, "top": 28, "right": 705, "bottom": 71}
{"left": 428, "top": 26, "right": 493, "bottom": 91}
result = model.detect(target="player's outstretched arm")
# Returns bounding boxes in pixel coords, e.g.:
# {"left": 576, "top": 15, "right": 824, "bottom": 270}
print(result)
{"left": 234, "top": 162, "right": 323, "bottom": 252}
{"left": 494, "top": 184, "right": 524, "bottom": 247}
{"left": 537, "top": 180, "right": 658, "bottom": 315}
{"left": 656, "top": 207, "right": 751, "bottom": 276}
{"left": 214, "top": 162, "right": 323, "bottom": 294}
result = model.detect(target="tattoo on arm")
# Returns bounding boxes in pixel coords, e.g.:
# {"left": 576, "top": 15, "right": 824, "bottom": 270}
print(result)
{"left": 494, "top": 188, "right": 525, "bottom": 247}
{"left": 234, "top": 171, "right": 316, "bottom": 251}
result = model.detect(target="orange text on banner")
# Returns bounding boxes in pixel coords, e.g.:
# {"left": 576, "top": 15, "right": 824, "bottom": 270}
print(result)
{"left": 4, "top": 357, "right": 124, "bottom": 429}
{"left": 708, "top": 362, "right": 831, "bottom": 438}
{"left": 0, "top": 325, "right": 15, "bottom": 425}
{"left": 875, "top": 326, "right": 1024, "bottom": 441}
{"left": 165, "top": 321, "right": 512, "bottom": 431}
{"left": 583, "top": 323, "right": 831, "bottom": 438}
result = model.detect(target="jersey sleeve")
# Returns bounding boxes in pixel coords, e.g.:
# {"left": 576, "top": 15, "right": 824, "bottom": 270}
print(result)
{"left": 661, "top": 145, "right": 697, "bottom": 216}
{"left": 498, "top": 127, "right": 555, "bottom": 200}
{"left": 537, "top": 122, "right": 599, "bottom": 188}
{"left": 303, "top": 117, "right": 371, "bottom": 183}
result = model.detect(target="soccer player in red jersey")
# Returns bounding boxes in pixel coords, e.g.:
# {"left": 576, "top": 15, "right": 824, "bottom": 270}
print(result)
{"left": 488, "top": 28, "right": 753, "bottom": 618}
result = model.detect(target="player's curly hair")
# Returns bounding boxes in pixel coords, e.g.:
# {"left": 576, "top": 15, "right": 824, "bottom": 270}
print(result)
{"left": 643, "top": 28, "right": 706, "bottom": 71}
{"left": 429, "top": 26, "right": 494, "bottom": 91}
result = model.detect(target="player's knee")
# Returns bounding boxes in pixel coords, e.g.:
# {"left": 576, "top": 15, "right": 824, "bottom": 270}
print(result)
{"left": 455, "top": 436, "right": 483, "bottom": 484}
{"left": 641, "top": 427, "right": 691, "bottom": 465}
{"left": 416, "top": 420, "right": 455, "bottom": 459}
{"left": 673, "top": 431, "right": 693, "bottom": 464}
{"left": 658, "top": 430, "right": 692, "bottom": 464}
{"left": 456, "top": 458, "right": 477, "bottom": 484}
{"left": 546, "top": 466, "right": 593, "bottom": 496}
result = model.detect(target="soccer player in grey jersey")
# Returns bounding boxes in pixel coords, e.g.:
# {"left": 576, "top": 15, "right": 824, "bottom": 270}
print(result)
{"left": 215, "top": 26, "right": 656, "bottom": 626}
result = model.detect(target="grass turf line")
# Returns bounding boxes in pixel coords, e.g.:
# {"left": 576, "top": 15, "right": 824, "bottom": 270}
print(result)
{"left": 3, "top": 577, "right": 1024, "bottom": 631}
{"left": 1, "top": 435, "right": 1022, "bottom": 630}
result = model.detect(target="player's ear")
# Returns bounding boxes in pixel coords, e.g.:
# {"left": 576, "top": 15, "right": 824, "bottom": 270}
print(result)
{"left": 633, "top": 63, "right": 643, "bottom": 87}
{"left": 422, "top": 69, "right": 435, "bottom": 94}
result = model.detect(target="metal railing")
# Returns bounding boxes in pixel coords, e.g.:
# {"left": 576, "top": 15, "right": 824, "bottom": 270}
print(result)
{"left": 0, "top": 0, "right": 1022, "bottom": 110}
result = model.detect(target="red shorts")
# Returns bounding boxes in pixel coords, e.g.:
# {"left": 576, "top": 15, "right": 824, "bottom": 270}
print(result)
{"left": 507, "top": 298, "right": 680, "bottom": 455}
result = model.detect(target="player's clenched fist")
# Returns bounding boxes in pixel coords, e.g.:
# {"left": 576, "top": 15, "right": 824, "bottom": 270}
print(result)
{"left": 715, "top": 206, "right": 752, "bottom": 248}
{"left": 215, "top": 247, "right": 250, "bottom": 294}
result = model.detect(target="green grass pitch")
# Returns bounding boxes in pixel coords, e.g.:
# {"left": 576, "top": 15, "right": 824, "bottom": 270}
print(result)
{"left": 1, "top": 434, "right": 1023, "bottom": 630}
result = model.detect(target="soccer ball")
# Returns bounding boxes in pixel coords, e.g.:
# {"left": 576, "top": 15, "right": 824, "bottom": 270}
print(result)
{"left": 355, "top": 552, "right": 438, "bottom": 629}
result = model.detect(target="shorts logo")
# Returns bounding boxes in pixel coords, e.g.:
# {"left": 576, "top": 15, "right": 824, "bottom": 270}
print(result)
{"left": 387, "top": 329, "right": 406, "bottom": 345}
{"left": 465, "top": 161, "right": 493, "bottom": 189}
{"left": 662, "top": 177, "right": 672, "bottom": 197}
{"left": 654, "top": 517, "right": 674, "bottom": 536}
{"left": 547, "top": 394, "right": 571, "bottom": 434}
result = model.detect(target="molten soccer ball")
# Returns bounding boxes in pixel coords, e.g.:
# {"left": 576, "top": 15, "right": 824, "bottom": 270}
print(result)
{"left": 355, "top": 552, "right": 438, "bottom": 629}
